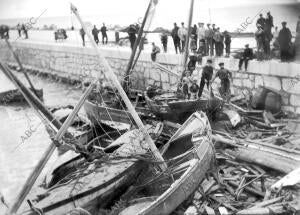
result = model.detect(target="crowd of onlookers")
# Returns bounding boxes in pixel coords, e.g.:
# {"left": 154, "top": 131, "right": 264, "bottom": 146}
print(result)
{"left": 152, "top": 12, "right": 296, "bottom": 63}
{"left": 167, "top": 22, "right": 232, "bottom": 57}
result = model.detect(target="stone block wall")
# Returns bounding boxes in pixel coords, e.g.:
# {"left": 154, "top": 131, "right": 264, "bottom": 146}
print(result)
{"left": 0, "top": 41, "right": 181, "bottom": 91}
{"left": 0, "top": 41, "right": 299, "bottom": 113}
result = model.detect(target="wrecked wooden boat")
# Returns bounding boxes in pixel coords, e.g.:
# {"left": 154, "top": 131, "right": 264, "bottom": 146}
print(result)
{"left": 0, "top": 88, "right": 43, "bottom": 104}
{"left": 145, "top": 91, "right": 222, "bottom": 123}
{"left": 118, "top": 111, "right": 216, "bottom": 215}
{"left": 84, "top": 89, "right": 151, "bottom": 127}
{"left": 19, "top": 127, "right": 159, "bottom": 215}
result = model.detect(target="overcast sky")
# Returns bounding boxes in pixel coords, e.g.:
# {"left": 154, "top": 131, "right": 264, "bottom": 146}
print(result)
{"left": 0, "top": 0, "right": 298, "bottom": 19}
{"left": 0, "top": 0, "right": 299, "bottom": 31}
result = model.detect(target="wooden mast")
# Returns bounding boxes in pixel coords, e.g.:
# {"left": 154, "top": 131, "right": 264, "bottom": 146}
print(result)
{"left": 4, "top": 38, "right": 39, "bottom": 97}
{"left": 122, "top": 0, "right": 155, "bottom": 93}
{"left": 181, "top": 0, "right": 195, "bottom": 76}
{"left": 70, "top": 3, "right": 167, "bottom": 171}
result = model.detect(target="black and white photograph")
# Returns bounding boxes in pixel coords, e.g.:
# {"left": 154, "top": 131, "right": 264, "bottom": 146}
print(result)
{"left": 0, "top": 0, "right": 300, "bottom": 214}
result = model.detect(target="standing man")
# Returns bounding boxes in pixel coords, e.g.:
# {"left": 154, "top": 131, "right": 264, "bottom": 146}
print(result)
{"left": 191, "top": 24, "right": 198, "bottom": 49}
{"left": 178, "top": 22, "right": 187, "bottom": 53}
{"left": 256, "top": 14, "right": 266, "bottom": 30}
{"left": 21, "top": 24, "right": 28, "bottom": 39}
{"left": 160, "top": 32, "right": 168, "bottom": 53}
{"left": 204, "top": 24, "right": 211, "bottom": 56}
{"left": 211, "top": 24, "right": 217, "bottom": 55}
{"left": 79, "top": 28, "right": 85, "bottom": 46}
{"left": 151, "top": 42, "right": 161, "bottom": 62}
{"left": 197, "top": 22, "right": 205, "bottom": 54}
{"left": 297, "top": 16, "right": 300, "bottom": 33}
{"left": 128, "top": 24, "right": 137, "bottom": 50}
{"left": 238, "top": 44, "right": 253, "bottom": 71}
{"left": 171, "top": 23, "right": 181, "bottom": 54}
{"left": 92, "top": 25, "right": 99, "bottom": 45}
{"left": 211, "top": 62, "right": 232, "bottom": 102}
{"left": 265, "top": 12, "right": 274, "bottom": 36}
{"left": 278, "top": 21, "right": 292, "bottom": 62}
{"left": 17, "top": 23, "right": 21, "bottom": 37}
{"left": 198, "top": 59, "right": 214, "bottom": 98}
{"left": 213, "top": 27, "right": 222, "bottom": 56}
{"left": 100, "top": 23, "right": 108, "bottom": 44}
{"left": 224, "top": 31, "right": 231, "bottom": 57}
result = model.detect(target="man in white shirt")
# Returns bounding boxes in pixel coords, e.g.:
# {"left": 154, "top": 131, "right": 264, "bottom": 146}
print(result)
{"left": 178, "top": 22, "right": 188, "bottom": 53}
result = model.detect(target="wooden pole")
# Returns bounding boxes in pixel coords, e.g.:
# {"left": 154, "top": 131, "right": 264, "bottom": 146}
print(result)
{"left": 4, "top": 38, "right": 39, "bottom": 98}
{"left": 122, "top": 0, "right": 154, "bottom": 93}
{"left": 71, "top": 3, "right": 167, "bottom": 171}
{"left": 182, "top": 0, "right": 194, "bottom": 71}
{"left": 54, "top": 80, "right": 97, "bottom": 141}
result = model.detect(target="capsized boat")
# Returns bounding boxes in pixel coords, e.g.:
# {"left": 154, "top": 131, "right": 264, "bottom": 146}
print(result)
{"left": 18, "top": 125, "right": 164, "bottom": 215}
{"left": 117, "top": 111, "right": 216, "bottom": 215}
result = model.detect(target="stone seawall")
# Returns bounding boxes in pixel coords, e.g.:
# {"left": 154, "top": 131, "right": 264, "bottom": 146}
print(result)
{"left": 0, "top": 41, "right": 299, "bottom": 113}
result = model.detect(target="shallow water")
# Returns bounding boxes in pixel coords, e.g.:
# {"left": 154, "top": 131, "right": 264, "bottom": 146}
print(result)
{"left": 0, "top": 71, "right": 84, "bottom": 213}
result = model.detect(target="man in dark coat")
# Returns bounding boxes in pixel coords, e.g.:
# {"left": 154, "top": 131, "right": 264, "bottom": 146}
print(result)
{"left": 79, "top": 28, "right": 85, "bottom": 46}
{"left": 256, "top": 14, "right": 266, "bottom": 29}
{"left": 198, "top": 59, "right": 214, "bottom": 98}
{"left": 100, "top": 23, "right": 108, "bottom": 44}
{"left": 278, "top": 22, "right": 292, "bottom": 62}
{"left": 128, "top": 24, "right": 137, "bottom": 50}
{"left": 92, "top": 25, "right": 99, "bottom": 45}
{"left": 160, "top": 32, "right": 168, "bottom": 53}
{"left": 238, "top": 44, "right": 253, "bottom": 71}
{"left": 171, "top": 23, "right": 181, "bottom": 54}
{"left": 212, "top": 62, "right": 232, "bottom": 102}
{"left": 224, "top": 31, "right": 231, "bottom": 57}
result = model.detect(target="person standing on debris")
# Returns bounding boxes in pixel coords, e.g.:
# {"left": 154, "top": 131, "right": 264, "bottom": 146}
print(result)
{"left": 100, "top": 23, "right": 108, "bottom": 44}
{"left": 197, "top": 22, "right": 205, "bottom": 54}
{"left": 198, "top": 59, "right": 214, "bottom": 98}
{"left": 128, "top": 24, "right": 137, "bottom": 50}
{"left": 171, "top": 23, "right": 181, "bottom": 54}
{"left": 238, "top": 44, "right": 253, "bottom": 71}
{"left": 224, "top": 31, "right": 231, "bottom": 57}
{"left": 79, "top": 28, "right": 85, "bottom": 47}
{"left": 212, "top": 62, "right": 232, "bottom": 102}
{"left": 92, "top": 25, "right": 99, "bottom": 45}
{"left": 151, "top": 42, "right": 160, "bottom": 62}
{"left": 160, "top": 32, "right": 168, "bottom": 53}
{"left": 178, "top": 22, "right": 187, "bottom": 52}
{"left": 278, "top": 21, "right": 292, "bottom": 62}
{"left": 182, "top": 71, "right": 192, "bottom": 99}
{"left": 190, "top": 78, "right": 199, "bottom": 99}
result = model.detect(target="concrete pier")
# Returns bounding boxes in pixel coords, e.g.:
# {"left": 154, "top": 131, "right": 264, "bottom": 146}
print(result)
{"left": 0, "top": 41, "right": 299, "bottom": 113}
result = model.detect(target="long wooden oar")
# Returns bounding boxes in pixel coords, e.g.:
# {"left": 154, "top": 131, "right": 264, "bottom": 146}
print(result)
{"left": 71, "top": 3, "right": 167, "bottom": 171}
{"left": 4, "top": 38, "right": 39, "bottom": 98}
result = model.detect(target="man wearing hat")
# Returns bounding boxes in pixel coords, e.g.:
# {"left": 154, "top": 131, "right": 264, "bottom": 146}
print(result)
{"left": 238, "top": 44, "right": 253, "bottom": 71}
{"left": 278, "top": 21, "right": 292, "bottom": 62}
{"left": 198, "top": 59, "right": 214, "bottom": 98}
{"left": 212, "top": 62, "right": 232, "bottom": 102}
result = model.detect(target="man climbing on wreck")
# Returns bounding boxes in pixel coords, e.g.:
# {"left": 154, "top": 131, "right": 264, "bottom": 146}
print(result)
{"left": 198, "top": 59, "right": 214, "bottom": 99}
{"left": 211, "top": 62, "right": 232, "bottom": 102}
